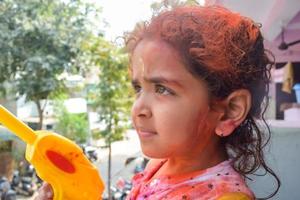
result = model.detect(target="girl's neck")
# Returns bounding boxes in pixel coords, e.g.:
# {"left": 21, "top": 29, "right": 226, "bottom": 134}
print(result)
{"left": 151, "top": 138, "right": 227, "bottom": 179}
{"left": 166, "top": 149, "right": 227, "bottom": 176}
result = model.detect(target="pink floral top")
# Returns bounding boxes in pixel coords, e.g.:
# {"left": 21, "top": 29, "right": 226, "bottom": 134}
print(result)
{"left": 126, "top": 160, "right": 254, "bottom": 200}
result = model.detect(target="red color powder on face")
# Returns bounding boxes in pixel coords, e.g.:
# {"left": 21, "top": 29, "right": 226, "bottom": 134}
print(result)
{"left": 46, "top": 150, "right": 76, "bottom": 173}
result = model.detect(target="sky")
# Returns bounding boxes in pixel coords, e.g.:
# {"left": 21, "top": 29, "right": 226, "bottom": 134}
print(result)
{"left": 92, "top": 0, "right": 158, "bottom": 41}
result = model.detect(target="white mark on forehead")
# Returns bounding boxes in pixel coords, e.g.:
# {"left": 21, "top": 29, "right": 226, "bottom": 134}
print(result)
{"left": 138, "top": 57, "right": 146, "bottom": 78}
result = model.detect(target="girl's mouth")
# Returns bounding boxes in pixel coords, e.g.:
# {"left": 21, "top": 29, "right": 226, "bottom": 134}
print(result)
{"left": 137, "top": 128, "right": 157, "bottom": 137}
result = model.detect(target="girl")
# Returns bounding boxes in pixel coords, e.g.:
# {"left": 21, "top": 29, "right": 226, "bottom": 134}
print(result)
{"left": 36, "top": 5, "right": 280, "bottom": 200}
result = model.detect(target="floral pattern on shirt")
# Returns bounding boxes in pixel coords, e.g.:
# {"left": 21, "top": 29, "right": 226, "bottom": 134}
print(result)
{"left": 126, "top": 160, "right": 254, "bottom": 200}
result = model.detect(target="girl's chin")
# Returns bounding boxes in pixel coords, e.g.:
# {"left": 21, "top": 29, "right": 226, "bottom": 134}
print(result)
{"left": 140, "top": 145, "right": 168, "bottom": 159}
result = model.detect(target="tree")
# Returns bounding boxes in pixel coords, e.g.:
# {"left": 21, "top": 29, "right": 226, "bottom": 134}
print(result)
{"left": 0, "top": 0, "right": 101, "bottom": 129}
{"left": 84, "top": 35, "right": 132, "bottom": 199}
{"left": 54, "top": 101, "right": 89, "bottom": 143}
{"left": 151, "top": 0, "right": 200, "bottom": 15}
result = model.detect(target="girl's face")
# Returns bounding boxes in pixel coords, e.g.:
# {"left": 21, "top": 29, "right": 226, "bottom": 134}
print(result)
{"left": 131, "top": 39, "right": 219, "bottom": 159}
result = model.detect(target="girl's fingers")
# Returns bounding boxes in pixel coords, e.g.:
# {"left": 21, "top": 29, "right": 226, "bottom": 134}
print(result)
{"left": 34, "top": 182, "right": 54, "bottom": 200}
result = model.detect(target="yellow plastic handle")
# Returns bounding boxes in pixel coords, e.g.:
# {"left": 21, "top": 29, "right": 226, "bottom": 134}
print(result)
{"left": 0, "top": 105, "right": 36, "bottom": 144}
{"left": 0, "top": 105, "right": 105, "bottom": 200}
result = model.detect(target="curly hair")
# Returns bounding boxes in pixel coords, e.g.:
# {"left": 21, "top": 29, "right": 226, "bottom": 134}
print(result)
{"left": 125, "top": 5, "right": 280, "bottom": 199}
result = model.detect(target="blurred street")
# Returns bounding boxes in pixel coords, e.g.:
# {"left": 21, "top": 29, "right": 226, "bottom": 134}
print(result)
{"left": 96, "top": 129, "right": 141, "bottom": 188}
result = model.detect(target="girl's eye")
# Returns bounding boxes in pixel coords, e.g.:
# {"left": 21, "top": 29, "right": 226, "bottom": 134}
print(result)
{"left": 132, "top": 84, "right": 142, "bottom": 94}
{"left": 155, "top": 84, "right": 174, "bottom": 95}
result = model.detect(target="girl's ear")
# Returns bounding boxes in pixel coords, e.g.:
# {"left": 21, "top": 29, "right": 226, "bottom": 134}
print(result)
{"left": 215, "top": 89, "right": 251, "bottom": 137}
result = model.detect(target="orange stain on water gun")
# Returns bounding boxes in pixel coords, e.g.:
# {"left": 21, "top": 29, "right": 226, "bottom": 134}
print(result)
{"left": 0, "top": 105, "right": 104, "bottom": 200}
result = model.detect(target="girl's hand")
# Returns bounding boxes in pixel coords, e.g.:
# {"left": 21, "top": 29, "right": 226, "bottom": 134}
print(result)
{"left": 34, "top": 182, "right": 54, "bottom": 200}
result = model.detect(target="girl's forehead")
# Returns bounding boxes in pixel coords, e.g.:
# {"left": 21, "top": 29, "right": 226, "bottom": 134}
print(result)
{"left": 131, "top": 41, "right": 179, "bottom": 78}
{"left": 130, "top": 39, "right": 206, "bottom": 90}
{"left": 131, "top": 39, "right": 183, "bottom": 72}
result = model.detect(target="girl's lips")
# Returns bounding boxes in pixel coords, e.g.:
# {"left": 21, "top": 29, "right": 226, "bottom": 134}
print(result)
{"left": 137, "top": 129, "right": 157, "bottom": 137}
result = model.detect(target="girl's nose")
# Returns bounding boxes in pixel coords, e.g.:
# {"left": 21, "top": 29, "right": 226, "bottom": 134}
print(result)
{"left": 132, "top": 95, "right": 152, "bottom": 118}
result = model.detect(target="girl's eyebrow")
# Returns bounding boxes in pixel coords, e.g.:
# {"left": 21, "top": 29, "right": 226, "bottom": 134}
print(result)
{"left": 131, "top": 79, "right": 139, "bottom": 85}
{"left": 132, "top": 76, "right": 183, "bottom": 88}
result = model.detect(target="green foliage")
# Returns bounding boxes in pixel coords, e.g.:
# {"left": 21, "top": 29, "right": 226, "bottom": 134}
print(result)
{"left": 0, "top": 0, "right": 97, "bottom": 99}
{"left": 0, "top": 141, "right": 12, "bottom": 152}
{"left": 54, "top": 102, "right": 88, "bottom": 143}
{"left": 12, "top": 141, "right": 26, "bottom": 164}
{"left": 85, "top": 36, "right": 133, "bottom": 144}
{"left": 0, "top": 0, "right": 102, "bottom": 129}
{"left": 151, "top": 0, "right": 199, "bottom": 15}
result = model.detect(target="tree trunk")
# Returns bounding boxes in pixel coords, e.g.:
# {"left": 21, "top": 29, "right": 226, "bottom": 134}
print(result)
{"left": 107, "top": 119, "right": 113, "bottom": 200}
{"left": 35, "top": 100, "right": 44, "bottom": 130}
{"left": 107, "top": 140, "right": 112, "bottom": 200}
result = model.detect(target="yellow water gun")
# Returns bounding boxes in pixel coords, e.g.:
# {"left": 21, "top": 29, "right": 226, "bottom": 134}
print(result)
{"left": 0, "top": 105, "right": 104, "bottom": 200}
